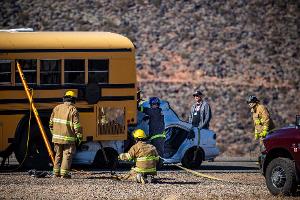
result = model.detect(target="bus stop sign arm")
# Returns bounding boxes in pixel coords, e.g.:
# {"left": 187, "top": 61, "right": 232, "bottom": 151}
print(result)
{"left": 16, "top": 62, "right": 55, "bottom": 165}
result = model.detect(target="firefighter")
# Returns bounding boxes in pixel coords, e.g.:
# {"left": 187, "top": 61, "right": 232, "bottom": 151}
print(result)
{"left": 49, "top": 91, "right": 82, "bottom": 178}
{"left": 118, "top": 129, "right": 159, "bottom": 183}
{"left": 140, "top": 97, "right": 165, "bottom": 162}
{"left": 247, "top": 95, "right": 275, "bottom": 140}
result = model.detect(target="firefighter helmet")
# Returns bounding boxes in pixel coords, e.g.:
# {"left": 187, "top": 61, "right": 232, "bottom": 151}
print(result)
{"left": 247, "top": 95, "right": 259, "bottom": 104}
{"left": 65, "top": 90, "right": 76, "bottom": 98}
{"left": 149, "top": 97, "right": 160, "bottom": 105}
{"left": 133, "top": 129, "right": 147, "bottom": 139}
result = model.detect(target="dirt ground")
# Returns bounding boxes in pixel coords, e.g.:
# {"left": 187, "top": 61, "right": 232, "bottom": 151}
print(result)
{"left": 0, "top": 170, "right": 299, "bottom": 200}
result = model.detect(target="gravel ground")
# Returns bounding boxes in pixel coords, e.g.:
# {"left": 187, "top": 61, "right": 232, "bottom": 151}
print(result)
{"left": 0, "top": 170, "right": 298, "bottom": 200}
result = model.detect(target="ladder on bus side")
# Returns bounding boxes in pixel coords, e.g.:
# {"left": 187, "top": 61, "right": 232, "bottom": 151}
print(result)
{"left": 16, "top": 62, "right": 55, "bottom": 165}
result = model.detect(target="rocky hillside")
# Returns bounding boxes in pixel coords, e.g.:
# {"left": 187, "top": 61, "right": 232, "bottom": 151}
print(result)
{"left": 1, "top": 0, "right": 299, "bottom": 156}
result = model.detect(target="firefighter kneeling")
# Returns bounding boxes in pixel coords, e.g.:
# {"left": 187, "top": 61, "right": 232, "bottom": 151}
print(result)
{"left": 118, "top": 129, "right": 159, "bottom": 184}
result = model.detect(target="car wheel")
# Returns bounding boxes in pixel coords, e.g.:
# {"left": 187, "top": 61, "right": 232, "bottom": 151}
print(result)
{"left": 181, "top": 147, "right": 203, "bottom": 169}
{"left": 265, "top": 157, "right": 297, "bottom": 196}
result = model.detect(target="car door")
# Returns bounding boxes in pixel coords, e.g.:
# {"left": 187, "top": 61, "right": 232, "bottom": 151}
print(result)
{"left": 164, "top": 126, "right": 189, "bottom": 158}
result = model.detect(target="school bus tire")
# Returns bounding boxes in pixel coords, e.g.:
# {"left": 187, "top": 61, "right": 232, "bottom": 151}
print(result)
{"left": 14, "top": 116, "right": 52, "bottom": 170}
{"left": 92, "top": 147, "right": 119, "bottom": 169}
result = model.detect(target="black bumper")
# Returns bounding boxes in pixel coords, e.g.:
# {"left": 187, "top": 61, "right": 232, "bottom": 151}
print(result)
{"left": 258, "top": 154, "right": 266, "bottom": 175}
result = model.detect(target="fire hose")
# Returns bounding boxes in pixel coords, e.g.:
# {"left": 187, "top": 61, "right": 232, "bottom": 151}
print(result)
{"left": 171, "top": 164, "right": 224, "bottom": 181}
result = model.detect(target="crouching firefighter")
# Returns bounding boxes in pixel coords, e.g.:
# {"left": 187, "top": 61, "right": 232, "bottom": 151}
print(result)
{"left": 118, "top": 129, "right": 159, "bottom": 184}
{"left": 49, "top": 91, "right": 82, "bottom": 178}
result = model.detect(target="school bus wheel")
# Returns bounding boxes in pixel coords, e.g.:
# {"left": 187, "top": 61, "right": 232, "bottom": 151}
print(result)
{"left": 92, "top": 147, "right": 119, "bottom": 169}
{"left": 14, "top": 116, "right": 52, "bottom": 170}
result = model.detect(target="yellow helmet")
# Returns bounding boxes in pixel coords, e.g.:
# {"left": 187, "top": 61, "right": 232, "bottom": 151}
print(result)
{"left": 65, "top": 90, "right": 76, "bottom": 98}
{"left": 133, "top": 129, "right": 146, "bottom": 139}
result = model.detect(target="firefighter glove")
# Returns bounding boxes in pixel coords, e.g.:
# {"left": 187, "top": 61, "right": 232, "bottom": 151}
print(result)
{"left": 118, "top": 153, "right": 126, "bottom": 161}
{"left": 118, "top": 153, "right": 131, "bottom": 161}
{"left": 260, "top": 130, "right": 268, "bottom": 138}
{"left": 76, "top": 134, "right": 83, "bottom": 146}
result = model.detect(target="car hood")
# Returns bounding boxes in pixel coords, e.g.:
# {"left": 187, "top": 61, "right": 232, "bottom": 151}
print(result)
{"left": 266, "top": 126, "right": 300, "bottom": 140}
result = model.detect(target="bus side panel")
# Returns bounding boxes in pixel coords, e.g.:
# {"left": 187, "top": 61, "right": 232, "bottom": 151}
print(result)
{"left": 110, "top": 57, "right": 136, "bottom": 84}
{"left": 93, "top": 101, "right": 129, "bottom": 141}
{"left": 0, "top": 115, "right": 23, "bottom": 151}
{"left": 109, "top": 56, "right": 137, "bottom": 126}
{"left": 101, "top": 88, "right": 137, "bottom": 125}
{"left": 79, "top": 112, "right": 96, "bottom": 142}
{"left": 0, "top": 121, "right": 2, "bottom": 151}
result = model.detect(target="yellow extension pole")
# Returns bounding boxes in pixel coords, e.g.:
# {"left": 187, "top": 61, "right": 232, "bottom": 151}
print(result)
{"left": 16, "top": 62, "right": 55, "bottom": 165}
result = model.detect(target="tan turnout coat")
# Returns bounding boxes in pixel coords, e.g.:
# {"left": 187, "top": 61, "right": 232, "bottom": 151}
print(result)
{"left": 251, "top": 103, "right": 275, "bottom": 136}
{"left": 121, "top": 141, "right": 159, "bottom": 174}
{"left": 49, "top": 102, "right": 82, "bottom": 144}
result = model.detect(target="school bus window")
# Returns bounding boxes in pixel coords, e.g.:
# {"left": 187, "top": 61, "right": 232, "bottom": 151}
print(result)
{"left": 88, "top": 59, "right": 109, "bottom": 83}
{"left": 15, "top": 60, "right": 37, "bottom": 85}
{"left": 40, "top": 60, "right": 61, "bottom": 85}
{"left": 64, "top": 59, "right": 85, "bottom": 84}
{"left": 0, "top": 60, "right": 11, "bottom": 84}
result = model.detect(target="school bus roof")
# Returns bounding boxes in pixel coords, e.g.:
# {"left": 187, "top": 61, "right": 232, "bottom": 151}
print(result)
{"left": 0, "top": 32, "right": 134, "bottom": 50}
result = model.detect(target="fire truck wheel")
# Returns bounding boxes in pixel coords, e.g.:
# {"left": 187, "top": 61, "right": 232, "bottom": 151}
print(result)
{"left": 14, "top": 117, "right": 52, "bottom": 170}
{"left": 265, "top": 157, "right": 297, "bottom": 196}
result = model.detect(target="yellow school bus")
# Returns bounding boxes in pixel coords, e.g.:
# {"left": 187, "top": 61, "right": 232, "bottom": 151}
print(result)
{"left": 0, "top": 31, "right": 137, "bottom": 168}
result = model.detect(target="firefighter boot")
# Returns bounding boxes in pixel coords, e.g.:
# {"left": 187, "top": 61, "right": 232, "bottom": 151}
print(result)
{"left": 136, "top": 173, "right": 146, "bottom": 184}
{"left": 146, "top": 175, "right": 154, "bottom": 183}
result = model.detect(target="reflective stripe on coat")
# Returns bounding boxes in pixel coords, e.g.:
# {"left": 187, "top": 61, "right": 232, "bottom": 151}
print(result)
{"left": 49, "top": 102, "right": 81, "bottom": 144}
{"left": 127, "top": 141, "right": 159, "bottom": 174}
{"left": 251, "top": 103, "right": 275, "bottom": 138}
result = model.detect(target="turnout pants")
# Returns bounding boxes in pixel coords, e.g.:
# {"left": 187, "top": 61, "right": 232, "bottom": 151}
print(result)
{"left": 53, "top": 143, "right": 76, "bottom": 176}
{"left": 118, "top": 169, "right": 156, "bottom": 182}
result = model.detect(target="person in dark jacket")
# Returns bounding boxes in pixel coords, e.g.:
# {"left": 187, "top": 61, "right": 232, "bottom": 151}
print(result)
{"left": 140, "top": 97, "right": 165, "bottom": 160}
{"left": 189, "top": 90, "right": 212, "bottom": 130}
